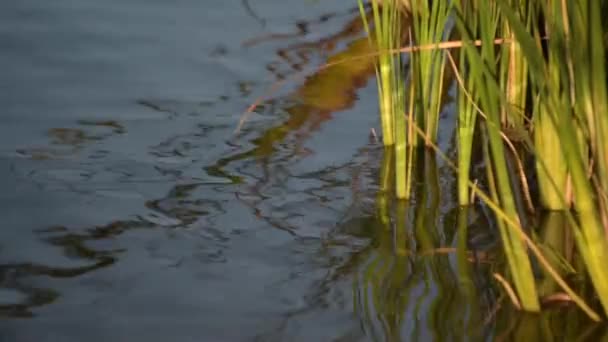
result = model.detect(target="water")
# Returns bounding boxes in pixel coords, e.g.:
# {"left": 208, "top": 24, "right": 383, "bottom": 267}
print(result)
{"left": 2, "top": 0, "right": 599, "bottom": 341}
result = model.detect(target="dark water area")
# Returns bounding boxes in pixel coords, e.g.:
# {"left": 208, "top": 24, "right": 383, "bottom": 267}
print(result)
{"left": 2, "top": 0, "right": 601, "bottom": 341}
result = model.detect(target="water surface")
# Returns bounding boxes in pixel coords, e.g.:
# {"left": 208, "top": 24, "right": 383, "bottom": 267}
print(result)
{"left": 0, "top": 0, "right": 534, "bottom": 341}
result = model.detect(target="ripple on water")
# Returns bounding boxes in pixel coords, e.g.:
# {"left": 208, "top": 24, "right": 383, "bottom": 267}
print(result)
{"left": 0, "top": 0, "right": 433, "bottom": 340}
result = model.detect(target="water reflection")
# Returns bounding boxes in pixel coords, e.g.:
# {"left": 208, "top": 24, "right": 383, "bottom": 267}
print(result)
{"left": 493, "top": 309, "right": 606, "bottom": 341}
{"left": 15, "top": 120, "right": 126, "bottom": 160}
{"left": 3, "top": 1, "right": 602, "bottom": 340}
{"left": 342, "top": 147, "right": 604, "bottom": 341}
{"left": 3, "top": 6, "right": 380, "bottom": 325}
{"left": 0, "top": 218, "right": 142, "bottom": 318}
{"left": 348, "top": 150, "right": 494, "bottom": 341}
{"left": 0, "top": 264, "right": 59, "bottom": 318}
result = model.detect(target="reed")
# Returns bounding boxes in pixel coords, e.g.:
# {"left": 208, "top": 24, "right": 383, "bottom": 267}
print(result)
{"left": 455, "top": 0, "right": 479, "bottom": 206}
{"left": 498, "top": 0, "right": 531, "bottom": 130}
{"left": 357, "top": 0, "right": 405, "bottom": 146}
{"left": 409, "top": 0, "right": 452, "bottom": 145}
{"left": 351, "top": 0, "right": 608, "bottom": 316}
{"left": 455, "top": 0, "right": 541, "bottom": 311}
{"left": 497, "top": 0, "right": 608, "bottom": 315}
{"left": 358, "top": 0, "right": 416, "bottom": 199}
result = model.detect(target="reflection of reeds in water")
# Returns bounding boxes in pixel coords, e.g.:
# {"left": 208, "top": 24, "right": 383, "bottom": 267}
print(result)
{"left": 353, "top": 147, "right": 411, "bottom": 341}
{"left": 354, "top": 150, "right": 493, "bottom": 341}
{"left": 493, "top": 305, "right": 605, "bottom": 341}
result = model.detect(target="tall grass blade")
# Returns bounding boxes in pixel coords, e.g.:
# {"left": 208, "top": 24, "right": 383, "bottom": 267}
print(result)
{"left": 454, "top": 0, "right": 540, "bottom": 311}
{"left": 497, "top": 0, "right": 608, "bottom": 316}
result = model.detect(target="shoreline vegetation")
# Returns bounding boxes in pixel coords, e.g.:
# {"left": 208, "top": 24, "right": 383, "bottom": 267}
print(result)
{"left": 240, "top": 0, "right": 608, "bottom": 330}
{"left": 356, "top": 0, "right": 608, "bottom": 320}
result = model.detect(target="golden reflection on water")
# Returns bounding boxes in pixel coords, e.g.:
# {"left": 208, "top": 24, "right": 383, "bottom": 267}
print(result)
{"left": 243, "top": 13, "right": 379, "bottom": 163}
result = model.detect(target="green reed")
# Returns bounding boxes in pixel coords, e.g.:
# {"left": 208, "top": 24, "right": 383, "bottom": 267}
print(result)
{"left": 455, "top": 0, "right": 479, "bottom": 206}
{"left": 353, "top": 0, "right": 608, "bottom": 318}
{"left": 409, "top": 0, "right": 452, "bottom": 145}
{"left": 358, "top": 0, "right": 415, "bottom": 199}
{"left": 496, "top": 0, "right": 608, "bottom": 316}
{"left": 357, "top": 0, "right": 404, "bottom": 146}
{"left": 529, "top": 1, "right": 569, "bottom": 211}
{"left": 456, "top": 0, "right": 541, "bottom": 311}
{"left": 498, "top": 0, "right": 531, "bottom": 130}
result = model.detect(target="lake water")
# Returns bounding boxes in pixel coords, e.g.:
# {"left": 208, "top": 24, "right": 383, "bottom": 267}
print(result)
{"left": 0, "top": 0, "right": 559, "bottom": 341}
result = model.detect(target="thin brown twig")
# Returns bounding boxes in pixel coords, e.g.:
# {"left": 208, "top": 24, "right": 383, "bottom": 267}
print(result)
{"left": 493, "top": 273, "right": 522, "bottom": 310}
{"left": 540, "top": 292, "right": 573, "bottom": 305}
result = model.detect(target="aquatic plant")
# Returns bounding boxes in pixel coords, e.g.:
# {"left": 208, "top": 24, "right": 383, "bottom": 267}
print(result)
{"left": 355, "top": 0, "right": 608, "bottom": 319}
{"left": 357, "top": 0, "right": 404, "bottom": 147}
{"left": 409, "top": 0, "right": 452, "bottom": 146}
{"left": 244, "top": 0, "right": 608, "bottom": 322}
{"left": 358, "top": 0, "right": 418, "bottom": 199}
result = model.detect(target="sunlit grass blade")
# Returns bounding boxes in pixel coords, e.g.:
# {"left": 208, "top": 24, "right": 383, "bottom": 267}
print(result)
{"left": 409, "top": 0, "right": 452, "bottom": 145}
{"left": 499, "top": 0, "right": 532, "bottom": 129}
{"left": 534, "top": 101, "right": 569, "bottom": 210}
{"left": 454, "top": 0, "right": 540, "bottom": 312}
{"left": 357, "top": 0, "right": 406, "bottom": 146}
{"left": 497, "top": 0, "right": 608, "bottom": 316}
{"left": 455, "top": 0, "right": 479, "bottom": 206}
